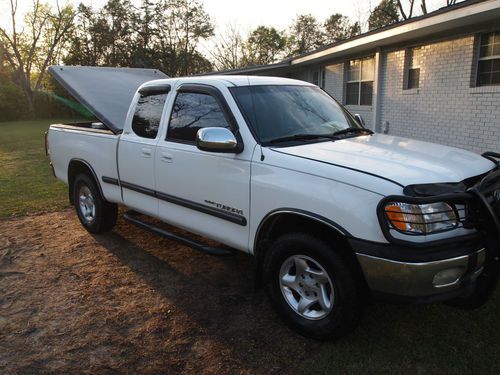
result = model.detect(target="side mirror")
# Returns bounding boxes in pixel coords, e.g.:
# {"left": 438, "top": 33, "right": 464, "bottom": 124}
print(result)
{"left": 354, "top": 114, "right": 365, "bottom": 127}
{"left": 196, "top": 127, "right": 238, "bottom": 153}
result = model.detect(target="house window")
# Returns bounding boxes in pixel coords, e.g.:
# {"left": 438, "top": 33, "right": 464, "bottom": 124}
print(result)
{"left": 477, "top": 31, "right": 500, "bottom": 86}
{"left": 312, "top": 68, "right": 325, "bottom": 89}
{"left": 407, "top": 47, "right": 422, "bottom": 89}
{"left": 346, "top": 57, "right": 374, "bottom": 106}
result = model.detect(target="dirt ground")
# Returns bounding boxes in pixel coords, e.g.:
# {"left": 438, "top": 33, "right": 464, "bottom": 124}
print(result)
{"left": 0, "top": 209, "right": 320, "bottom": 374}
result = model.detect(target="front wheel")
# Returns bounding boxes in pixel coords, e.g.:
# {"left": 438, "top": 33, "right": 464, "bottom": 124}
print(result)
{"left": 264, "top": 233, "right": 365, "bottom": 340}
{"left": 73, "top": 173, "right": 117, "bottom": 233}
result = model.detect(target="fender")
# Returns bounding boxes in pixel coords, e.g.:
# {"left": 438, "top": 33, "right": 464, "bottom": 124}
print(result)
{"left": 253, "top": 208, "right": 352, "bottom": 254}
{"left": 68, "top": 158, "right": 105, "bottom": 203}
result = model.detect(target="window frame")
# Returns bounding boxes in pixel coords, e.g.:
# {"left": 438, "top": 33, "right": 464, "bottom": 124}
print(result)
{"left": 131, "top": 84, "right": 171, "bottom": 140}
{"left": 165, "top": 83, "right": 243, "bottom": 150}
{"left": 311, "top": 67, "right": 326, "bottom": 89}
{"left": 345, "top": 57, "right": 374, "bottom": 106}
{"left": 405, "top": 47, "right": 422, "bottom": 90}
{"left": 476, "top": 31, "right": 500, "bottom": 87}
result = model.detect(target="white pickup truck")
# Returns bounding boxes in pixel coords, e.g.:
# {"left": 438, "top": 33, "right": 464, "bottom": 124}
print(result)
{"left": 46, "top": 66, "right": 500, "bottom": 339}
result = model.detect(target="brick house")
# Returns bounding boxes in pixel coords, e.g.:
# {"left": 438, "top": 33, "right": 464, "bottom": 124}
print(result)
{"left": 216, "top": 0, "right": 500, "bottom": 154}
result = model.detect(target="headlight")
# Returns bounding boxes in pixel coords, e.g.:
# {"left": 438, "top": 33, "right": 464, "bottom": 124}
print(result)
{"left": 383, "top": 201, "right": 458, "bottom": 235}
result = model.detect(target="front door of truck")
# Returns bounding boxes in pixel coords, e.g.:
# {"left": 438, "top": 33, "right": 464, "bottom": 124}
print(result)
{"left": 118, "top": 86, "right": 170, "bottom": 216}
{"left": 154, "top": 83, "right": 251, "bottom": 251}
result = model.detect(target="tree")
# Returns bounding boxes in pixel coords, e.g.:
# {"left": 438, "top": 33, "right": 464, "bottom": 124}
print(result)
{"left": 395, "top": 0, "right": 430, "bottom": 20}
{"left": 152, "top": 0, "right": 214, "bottom": 76}
{"left": 287, "top": 14, "right": 323, "bottom": 56}
{"left": 368, "top": 0, "right": 401, "bottom": 30}
{"left": 0, "top": 0, "right": 75, "bottom": 114}
{"left": 208, "top": 24, "right": 244, "bottom": 71}
{"left": 323, "top": 14, "right": 361, "bottom": 44}
{"left": 64, "top": 1, "right": 134, "bottom": 67}
{"left": 242, "top": 26, "right": 287, "bottom": 66}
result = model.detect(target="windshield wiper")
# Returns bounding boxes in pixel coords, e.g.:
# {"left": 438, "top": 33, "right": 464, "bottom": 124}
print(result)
{"left": 331, "top": 127, "right": 374, "bottom": 137}
{"left": 268, "top": 133, "right": 337, "bottom": 144}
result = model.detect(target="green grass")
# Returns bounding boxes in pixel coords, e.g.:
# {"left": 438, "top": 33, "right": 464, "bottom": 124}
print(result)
{"left": 0, "top": 119, "right": 72, "bottom": 217}
{"left": 299, "top": 292, "right": 500, "bottom": 374}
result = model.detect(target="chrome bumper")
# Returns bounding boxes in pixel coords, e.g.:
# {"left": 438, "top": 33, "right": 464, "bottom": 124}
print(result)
{"left": 356, "top": 248, "right": 486, "bottom": 297}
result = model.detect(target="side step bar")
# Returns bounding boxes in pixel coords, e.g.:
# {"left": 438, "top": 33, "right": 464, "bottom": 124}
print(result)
{"left": 123, "top": 211, "right": 236, "bottom": 257}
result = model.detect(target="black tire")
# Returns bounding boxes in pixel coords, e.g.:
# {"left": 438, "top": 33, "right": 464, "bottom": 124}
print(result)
{"left": 72, "top": 173, "right": 117, "bottom": 233}
{"left": 263, "top": 233, "right": 365, "bottom": 340}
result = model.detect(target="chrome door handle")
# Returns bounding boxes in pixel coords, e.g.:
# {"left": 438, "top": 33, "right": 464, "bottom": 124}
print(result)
{"left": 160, "top": 152, "right": 173, "bottom": 163}
{"left": 141, "top": 147, "right": 152, "bottom": 158}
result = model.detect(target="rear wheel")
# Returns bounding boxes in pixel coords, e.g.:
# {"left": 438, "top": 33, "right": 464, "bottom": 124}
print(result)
{"left": 73, "top": 173, "right": 117, "bottom": 233}
{"left": 264, "top": 233, "right": 365, "bottom": 340}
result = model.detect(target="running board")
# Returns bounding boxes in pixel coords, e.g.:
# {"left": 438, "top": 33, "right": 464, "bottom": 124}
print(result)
{"left": 123, "top": 211, "right": 236, "bottom": 257}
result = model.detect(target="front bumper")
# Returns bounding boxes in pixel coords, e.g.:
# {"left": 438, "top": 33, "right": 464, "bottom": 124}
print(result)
{"left": 355, "top": 247, "right": 485, "bottom": 299}
{"left": 354, "top": 161, "right": 500, "bottom": 302}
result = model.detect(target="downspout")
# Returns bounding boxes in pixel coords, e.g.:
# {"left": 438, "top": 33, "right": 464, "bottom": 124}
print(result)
{"left": 372, "top": 48, "right": 382, "bottom": 133}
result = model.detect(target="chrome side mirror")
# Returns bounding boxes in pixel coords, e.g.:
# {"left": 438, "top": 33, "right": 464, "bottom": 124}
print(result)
{"left": 196, "top": 127, "right": 238, "bottom": 153}
{"left": 354, "top": 114, "right": 365, "bottom": 127}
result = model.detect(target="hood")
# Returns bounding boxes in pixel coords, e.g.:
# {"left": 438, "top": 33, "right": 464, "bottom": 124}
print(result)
{"left": 274, "top": 133, "right": 494, "bottom": 187}
{"left": 49, "top": 65, "right": 168, "bottom": 133}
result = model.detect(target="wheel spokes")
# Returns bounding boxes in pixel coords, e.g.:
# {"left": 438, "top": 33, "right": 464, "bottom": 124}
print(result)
{"left": 297, "top": 295, "right": 317, "bottom": 314}
{"left": 279, "top": 254, "right": 335, "bottom": 320}
{"left": 281, "top": 273, "right": 298, "bottom": 291}
{"left": 317, "top": 284, "right": 332, "bottom": 311}
{"left": 294, "top": 257, "right": 309, "bottom": 275}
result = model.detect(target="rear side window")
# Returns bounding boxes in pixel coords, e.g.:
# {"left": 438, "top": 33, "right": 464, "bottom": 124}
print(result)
{"left": 132, "top": 92, "right": 168, "bottom": 139}
{"left": 167, "top": 92, "right": 230, "bottom": 143}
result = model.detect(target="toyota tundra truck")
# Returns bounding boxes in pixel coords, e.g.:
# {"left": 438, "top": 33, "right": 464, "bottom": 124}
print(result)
{"left": 45, "top": 65, "right": 500, "bottom": 339}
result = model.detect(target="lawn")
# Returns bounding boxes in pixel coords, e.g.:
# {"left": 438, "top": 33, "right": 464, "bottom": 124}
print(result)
{"left": 0, "top": 119, "right": 72, "bottom": 217}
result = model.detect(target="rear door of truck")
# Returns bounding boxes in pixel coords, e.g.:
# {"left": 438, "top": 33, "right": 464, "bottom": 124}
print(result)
{"left": 117, "top": 84, "right": 172, "bottom": 216}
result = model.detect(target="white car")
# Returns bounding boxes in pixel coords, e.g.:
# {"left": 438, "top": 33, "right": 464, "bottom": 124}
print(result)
{"left": 46, "top": 66, "right": 500, "bottom": 339}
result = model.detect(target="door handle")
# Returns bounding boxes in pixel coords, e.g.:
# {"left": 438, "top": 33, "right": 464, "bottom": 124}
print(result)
{"left": 160, "top": 152, "right": 173, "bottom": 163}
{"left": 141, "top": 147, "right": 152, "bottom": 158}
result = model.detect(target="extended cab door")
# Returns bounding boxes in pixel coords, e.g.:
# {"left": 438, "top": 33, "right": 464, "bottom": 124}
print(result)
{"left": 118, "top": 85, "right": 171, "bottom": 215}
{"left": 154, "top": 83, "right": 251, "bottom": 251}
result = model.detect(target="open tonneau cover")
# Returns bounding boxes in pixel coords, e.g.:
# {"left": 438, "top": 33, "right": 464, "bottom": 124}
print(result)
{"left": 49, "top": 65, "right": 168, "bottom": 134}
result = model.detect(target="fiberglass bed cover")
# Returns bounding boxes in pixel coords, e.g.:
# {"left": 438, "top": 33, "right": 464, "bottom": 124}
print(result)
{"left": 48, "top": 65, "right": 168, "bottom": 133}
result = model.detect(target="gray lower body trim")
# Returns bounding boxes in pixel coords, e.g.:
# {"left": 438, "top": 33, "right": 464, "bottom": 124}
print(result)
{"left": 356, "top": 248, "right": 486, "bottom": 297}
{"left": 101, "top": 176, "right": 247, "bottom": 226}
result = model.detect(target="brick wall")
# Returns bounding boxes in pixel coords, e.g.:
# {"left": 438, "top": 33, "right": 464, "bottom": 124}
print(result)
{"left": 379, "top": 36, "right": 500, "bottom": 154}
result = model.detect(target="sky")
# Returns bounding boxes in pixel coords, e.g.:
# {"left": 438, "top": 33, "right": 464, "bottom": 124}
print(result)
{"left": 0, "top": 0, "right": 448, "bottom": 33}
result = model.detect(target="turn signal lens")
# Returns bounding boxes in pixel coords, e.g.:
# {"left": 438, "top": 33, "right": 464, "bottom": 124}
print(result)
{"left": 385, "top": 204, "right": 407, "bottom": 231}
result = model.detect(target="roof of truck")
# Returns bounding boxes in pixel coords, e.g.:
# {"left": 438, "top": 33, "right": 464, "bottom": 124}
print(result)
{"left": 140, "top": 75, "right": 312, "bottom": 88}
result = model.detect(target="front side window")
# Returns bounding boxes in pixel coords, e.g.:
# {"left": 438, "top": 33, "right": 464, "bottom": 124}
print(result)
{"left": 231, "top": 85, "right": 359, "bottom": 144}
{"left": 407, "top": 47, "right": 422, "bottom": 89}
{"left": 345, "top": 57, "right": 374, "bottom": 105}
{"left": 477, "top": 31, "right": 500, "bottom": 86}
{"left": 132, "top": 92, "right": 168, "bottom": 139}
{"left": 167, "top": 92, "right": 231, "bottom": 143}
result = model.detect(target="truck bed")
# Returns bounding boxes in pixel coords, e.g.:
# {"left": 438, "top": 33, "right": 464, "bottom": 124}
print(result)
{"left": 48, "top": 122, "right": 122, "bottom": 204}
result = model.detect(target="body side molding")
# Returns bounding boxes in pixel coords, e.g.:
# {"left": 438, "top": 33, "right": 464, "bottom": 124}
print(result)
{"left": 101, "top": 176, "right": 247, "bottom": 226}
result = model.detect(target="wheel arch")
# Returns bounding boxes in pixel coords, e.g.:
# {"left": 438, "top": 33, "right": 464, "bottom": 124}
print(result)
{"left": 253, "top": 209, "right": 367, "bottom": 290}
{"left": 67, "top": 159, "right": 104, "bottom": 205}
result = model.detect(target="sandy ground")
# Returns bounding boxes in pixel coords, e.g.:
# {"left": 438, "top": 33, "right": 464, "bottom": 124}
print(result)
{"left": 0, "top": 209, "right": 319, "bottom": 374}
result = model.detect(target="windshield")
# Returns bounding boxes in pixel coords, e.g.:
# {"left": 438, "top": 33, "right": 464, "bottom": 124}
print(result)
{"left": 230, "top": 85, "right": 360, "bottom": 144}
